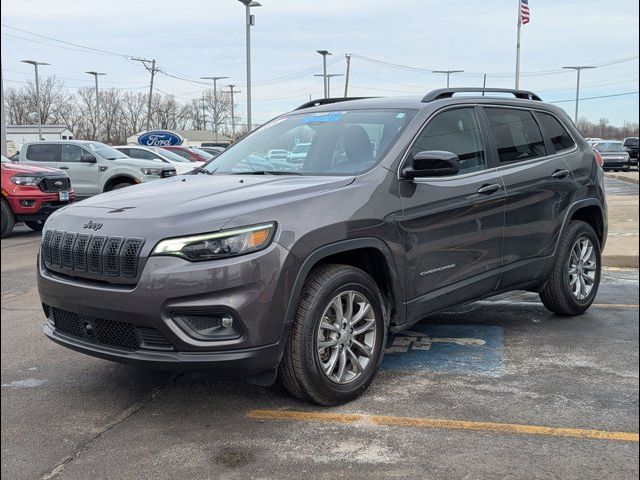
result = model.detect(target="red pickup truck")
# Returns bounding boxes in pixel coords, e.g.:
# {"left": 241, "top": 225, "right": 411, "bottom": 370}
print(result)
{"left": 1, "top": 156, "right": 75, "bottom": 238}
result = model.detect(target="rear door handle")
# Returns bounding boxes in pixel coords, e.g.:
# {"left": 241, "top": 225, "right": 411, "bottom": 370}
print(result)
{"left": 477, "top": 183, "right": 501, "bottom": 194}
{"left": 552, "top": 169, "right": 571, "bottom": 179}
{"left": 58, "top": 166, "right": 69, "bottom": 170}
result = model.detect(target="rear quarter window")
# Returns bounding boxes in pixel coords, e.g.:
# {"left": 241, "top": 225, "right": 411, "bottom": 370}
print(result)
{"left": 536, "top": 112, "right": 575, "bottom": 153}
{"left": 483, "top": 107, "right": 547, "bottom": 163}
{"left": 26, "top": 144, "right": 60, "bottom": 162}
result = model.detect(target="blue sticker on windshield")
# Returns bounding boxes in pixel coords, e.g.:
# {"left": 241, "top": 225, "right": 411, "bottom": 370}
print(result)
{"left": 300, "top": 112, "right": 345, "bottom": 124}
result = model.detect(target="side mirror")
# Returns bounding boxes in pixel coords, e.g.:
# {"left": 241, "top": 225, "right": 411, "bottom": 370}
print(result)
{"left": 402, "top": 150, "right": 460, "bottom": 178}
{"left": 80, "top": 154, "right": 97, "bottom": 164}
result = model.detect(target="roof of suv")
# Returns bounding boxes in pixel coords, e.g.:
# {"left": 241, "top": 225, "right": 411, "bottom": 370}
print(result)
{"left": 292, "top": 88, "right": 561, "bottom": 115}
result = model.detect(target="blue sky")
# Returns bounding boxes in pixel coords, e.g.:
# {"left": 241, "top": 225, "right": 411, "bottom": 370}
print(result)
{"left": 2, "top": 0, "right": 639, "bottom": 126}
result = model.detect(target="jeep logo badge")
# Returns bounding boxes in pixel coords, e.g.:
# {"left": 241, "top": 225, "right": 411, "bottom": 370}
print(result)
{"left": 83, "top": 220, "right": 103, "bottom": 231}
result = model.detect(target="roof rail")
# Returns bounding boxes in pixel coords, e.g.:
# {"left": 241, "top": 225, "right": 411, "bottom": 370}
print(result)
{"left": 422, "top": 88, "right": 543, "bottom": 103}
{"left": 294, "top": 97, "right": 376, "bottom": 111}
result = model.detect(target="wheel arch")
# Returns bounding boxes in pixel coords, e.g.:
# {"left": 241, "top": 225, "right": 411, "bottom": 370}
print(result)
{"left": 561, "top": 200, "right": 606, "bottom": 250}
{"left": 103, "top": 175, "right": 138, "bottom": 192}
{"left": 284, "top": 238, "right": 405, "bottom": 327}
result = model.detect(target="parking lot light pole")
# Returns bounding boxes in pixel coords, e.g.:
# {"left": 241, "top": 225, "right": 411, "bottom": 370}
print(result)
{"left": 316, "top": 50, "right": 332, "bottom": 98}
{"left": 314, "top": 73, "right": 343, "bottom": 98}
{"left": 86, "top": 71, "right": 106, "bottom": 141}
{"left": 562, "top": 66, "right": 596, "bottom": 122}
{"left": 200, "top": 76, "right": 229, "bottom": 138}
{"left": 433, "top": 70, "right": 464, "bottom": 88}
{"left": 238, "top": 0, "right": 261, "bottom": 133}
{"left": 21, "top": 60, "right": 50, "bottom": 140}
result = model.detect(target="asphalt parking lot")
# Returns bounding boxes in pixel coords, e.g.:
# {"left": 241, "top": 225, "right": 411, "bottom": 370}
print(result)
{"left": 2, "top": 180, "right": 639, "bottom": 480}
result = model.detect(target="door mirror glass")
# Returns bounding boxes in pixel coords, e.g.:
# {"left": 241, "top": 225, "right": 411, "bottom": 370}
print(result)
{"left": 80, "top": 154, "right": 97, "bottom": 163}
{"left": 402, "top": 151, "right": 460, "bottom": 178}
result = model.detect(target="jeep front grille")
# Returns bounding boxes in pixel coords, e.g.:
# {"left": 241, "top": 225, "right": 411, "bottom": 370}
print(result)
{"left": 42, "top": 230, "right": 144, "bottom": 283}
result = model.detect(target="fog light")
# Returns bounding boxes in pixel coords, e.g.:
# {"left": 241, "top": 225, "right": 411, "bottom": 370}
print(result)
{"left": 172, "top": 312, "right": 242, "bottom": 340}
{"left": 20, "top": 200, "right": 36, "bottom": 207}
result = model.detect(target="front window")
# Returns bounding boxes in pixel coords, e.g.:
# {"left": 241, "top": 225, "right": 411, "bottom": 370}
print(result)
{"left": 205, "top": 109, "right": 416, "bottom": 176}
{"left": 86, "top": 142, "right": 129, "bottom": 160}
{"left": 594, "top": 142, "right": 625, "bottom": 153}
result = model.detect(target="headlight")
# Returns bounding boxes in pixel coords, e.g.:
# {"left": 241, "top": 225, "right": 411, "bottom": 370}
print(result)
{"left": 140, "top": 167, "right": 163, "bottom": 176}
{"left": 11, "top": 175, "right": 40, "bottom": 186}
{"left": 152, "top": 223, "right": 276, "bottom": 261}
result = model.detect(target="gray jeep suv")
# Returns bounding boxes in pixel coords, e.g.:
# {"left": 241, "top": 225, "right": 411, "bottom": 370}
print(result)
{"left": 38, "top": 88, "right": 607, "bottom": 405}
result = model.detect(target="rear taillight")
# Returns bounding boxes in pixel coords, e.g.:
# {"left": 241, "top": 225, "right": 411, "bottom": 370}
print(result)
{"left": 593, "top": 149, "right": 604, "bottom": 167}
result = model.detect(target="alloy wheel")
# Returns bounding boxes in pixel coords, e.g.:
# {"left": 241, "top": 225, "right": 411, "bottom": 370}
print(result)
{"left": 568, "top": 237, "right": 598, "bottom": 301}
{"left": 316, "top": 290, "right": 377, "bottom": 384}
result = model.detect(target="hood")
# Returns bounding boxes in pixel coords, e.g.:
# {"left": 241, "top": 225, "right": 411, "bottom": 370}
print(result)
{"left": 2, "top": 162, "right": 64, "bottom": 175}
{"left": 45, "top": 174, "right": 355, "bottom": 238}
{"left": 111, "top": 157, "right": 175, "bottom": 169}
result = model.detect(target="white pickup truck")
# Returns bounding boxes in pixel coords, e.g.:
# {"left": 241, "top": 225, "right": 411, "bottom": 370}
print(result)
{"left": 18, "top": 140, "right": 176, "bottom": 199}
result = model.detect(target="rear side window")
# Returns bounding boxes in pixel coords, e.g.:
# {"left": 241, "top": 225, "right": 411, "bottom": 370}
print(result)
{"left": 536, "top": 112, "right": 575, "bottom": 153}
{"left": 484, "top": 107, "right": 546, "bottom": 163}
{"left": 410, "top": 107, "right": 486, "bottom": 175}
{"left": 26, "top": 144, "right": 61, "bottom": 162}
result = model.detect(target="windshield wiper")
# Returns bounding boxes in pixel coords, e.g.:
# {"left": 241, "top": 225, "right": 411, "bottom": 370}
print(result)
{"left": 191, "top": 167, "right": 214, "bottom": 175}
{"left": 233, "top": 170, "right": 303, "bottom": 175}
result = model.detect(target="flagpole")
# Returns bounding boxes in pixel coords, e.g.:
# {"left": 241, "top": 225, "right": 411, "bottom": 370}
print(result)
{"left": 515, "top": 0, "right": 522, "bottom": 89}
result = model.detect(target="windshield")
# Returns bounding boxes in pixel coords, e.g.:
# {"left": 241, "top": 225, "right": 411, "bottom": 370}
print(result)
{"left": 624, "top": 138, "right": 638, "bottom": 147}
{"left": 190, "top": 148, "right": 214, "bottom": 160}
{"left": 205, "top": 109, "right": 416, "bottom": 175}
{"left": 594, "top": 142, "right": 625, "bottom": 153}
{"left": 87, "top": 142, "right": 129, "bottom": 160}
{"left": 292, "top": 143, "right": 310, "bottom": 154}
{"left": 150, "top": 147, "right": 192, "bottom": 163}
{"left": 1, "top": 155, "right": 10, "bottom": 163}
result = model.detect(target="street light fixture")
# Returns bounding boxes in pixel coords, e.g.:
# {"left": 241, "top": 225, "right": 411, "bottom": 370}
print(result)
{"left": 433, "top": 70, "right": 464, "bottom": 88}
{"left": 314, "top": 73, "right": 343, "bottom": 98}
{"left": 316, "top": 50, "right": 332, "bottom": 98}
{"left": 562, "top": 66, "right": 597, "bottom": 122}
{"left": 200, "top": 76, "right": 229, "bottom": 137}
{"left": 237, "top": 0, "right": 261, "bottom": 132}
{"left": 86, "top": 71, "right": 106, "bottom": 141}
{"left": 21, "top": 60, "right": 50, "bottom": 140}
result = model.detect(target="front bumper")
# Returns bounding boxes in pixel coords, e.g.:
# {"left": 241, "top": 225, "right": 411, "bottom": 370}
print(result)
{"left": 6, "top": 190, "right": 75, "bottom": 221}
{"left": 38, "top": 242, "right": 299, "bottom": 375}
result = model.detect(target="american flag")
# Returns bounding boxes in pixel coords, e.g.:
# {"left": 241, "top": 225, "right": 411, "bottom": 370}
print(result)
{"left": 520, "top": 0, "right": 531, "bottom": 24}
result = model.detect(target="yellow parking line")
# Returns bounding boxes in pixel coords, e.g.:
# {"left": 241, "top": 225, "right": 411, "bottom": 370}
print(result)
{"left": 247, "top": 410, "right": 639, "bottom": 443}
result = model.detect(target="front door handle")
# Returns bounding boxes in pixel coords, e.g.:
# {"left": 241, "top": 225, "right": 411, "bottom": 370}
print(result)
{"left": 58, "top": 166, "right": 69, "bottom": 170}
{"left": 552, "top": 169, "right": 571, "bottom": 179}
{"left": 477, "top": 183, "right": 501, "bottom": 194}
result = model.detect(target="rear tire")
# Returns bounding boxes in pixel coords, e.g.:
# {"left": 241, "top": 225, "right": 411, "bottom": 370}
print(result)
{"left": 540, "top": 221, "right": 601, "bottom": 316}
{"left": 25, "top": 221, "right": 44, "bottom": 232}
{"left": 279, "top": 264, "right": 387, "bottom": 405}
{"left": 1, "top": 198, "right": 16, "bottom": 238}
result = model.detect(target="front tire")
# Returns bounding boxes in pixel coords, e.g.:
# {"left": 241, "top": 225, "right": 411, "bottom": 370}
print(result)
{"left": 107, "top": 181, "right": 135, "bottom": 192}
{"left": 540, "top": 221, "right": 601, "bottom": 316}
{"left": 1, "top": 198, "right": 16, "bottom": 238}
{"left": 279, "top": 264, "right": 387, "bottom": 405}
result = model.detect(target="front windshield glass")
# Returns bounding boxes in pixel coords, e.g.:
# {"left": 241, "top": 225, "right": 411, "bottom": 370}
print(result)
{"left": 205, "top": 109, "right": 416, "bottom": 175}
{"left": 87, "top": 142, "right": 129, "bottom": 160}
{"left": 594, "top": 142, "right": 625, "bottom": 153}
{"left": 150, "top": 147, "right": 192, "bottom": 163}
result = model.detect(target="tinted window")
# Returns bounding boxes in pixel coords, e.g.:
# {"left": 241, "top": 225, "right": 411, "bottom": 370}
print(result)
{"left": 128, "top": 148, "right": 158, "bottom": 160}
{"left": 410, "top": 107, "right": 485, "bottom": 175}
{"left": 536, "top": 112, "right": 575, "bottom": 153}
{"left": 484, "top": 108, "right": 547, "bottom": 162}
{"left": 116, "top": 148, "right": 131, "bottom": 156}
{"left": 26, "top": 144, "right": 60, "bottom": 162}
{"left": 624, "top": 138, "right": 638, "bottom": 148}
{"left": 594, "top": 142, "right": 625, "bottom": 153}
{"left": 62, "top": 144, "right": 85, "bottom": 162}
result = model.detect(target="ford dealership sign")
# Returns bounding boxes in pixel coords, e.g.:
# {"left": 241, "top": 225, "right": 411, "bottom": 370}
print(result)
{"left": 138, "top": 130, "right": 183, "bottom": 147}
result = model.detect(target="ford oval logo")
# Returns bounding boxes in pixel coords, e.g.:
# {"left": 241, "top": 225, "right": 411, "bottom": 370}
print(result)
{"left": 138, "top": 130, "right": 183, "bottom": 147}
